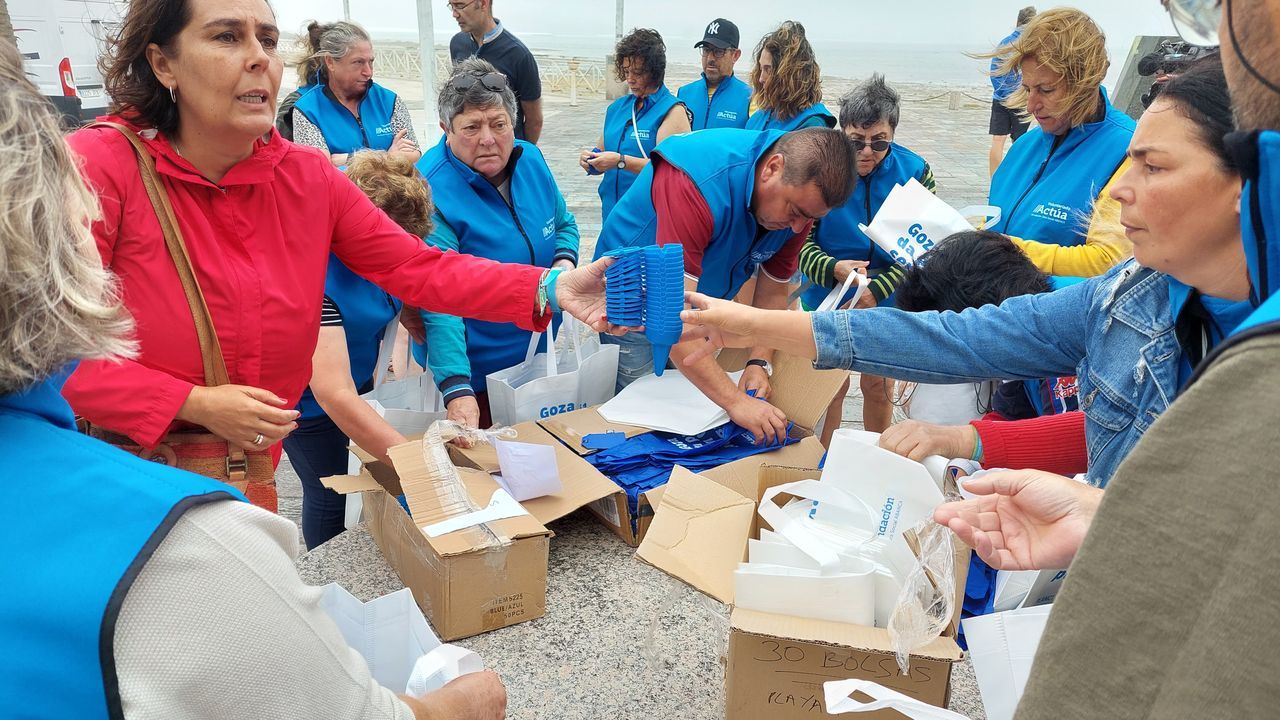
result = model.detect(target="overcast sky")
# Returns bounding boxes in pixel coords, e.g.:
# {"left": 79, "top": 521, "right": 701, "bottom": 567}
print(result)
{"left": 270, "top": 1, "right": 1177, "bottom": 48}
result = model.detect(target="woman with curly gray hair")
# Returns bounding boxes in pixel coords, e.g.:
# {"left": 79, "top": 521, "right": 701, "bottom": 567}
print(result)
{"left": 0, "top": 38, "right": 507, "bottom": 720}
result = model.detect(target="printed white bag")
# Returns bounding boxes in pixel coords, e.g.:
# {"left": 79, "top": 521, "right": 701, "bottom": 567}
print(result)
{"left": 485, "top": 314, "right": 619, "bottom": 426}
{"left": 858, "top": 178, "right": 1001, "bottom": 267}
{"left": 360, "top": 317, "right": 447, "bottom": 437}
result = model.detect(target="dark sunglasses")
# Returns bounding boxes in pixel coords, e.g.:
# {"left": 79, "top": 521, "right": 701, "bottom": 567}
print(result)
{"left": 448, "top": 71, "right": 509, "bottom": 93}
{"left": 850, "top": 139, "right": 890, "bottom": 153}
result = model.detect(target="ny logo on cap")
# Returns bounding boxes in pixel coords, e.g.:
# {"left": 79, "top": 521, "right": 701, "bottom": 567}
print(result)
{"left": 707, "top": 21, "right": 720, "bottom": 36}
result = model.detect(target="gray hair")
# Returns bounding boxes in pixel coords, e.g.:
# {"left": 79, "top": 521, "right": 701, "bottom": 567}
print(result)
{"left": 438, "top": 58, "right": 518, "bottom": 129}
{"left": 1017, "top": 6, "right": 1038, "bottom": 27}
{"left": 307, "top": 21, "right": 371, "bottom": 68}
{"left": 0, "top": 41, "right": 135, "bottom": 394}
{"left": 839, "top": 73, "right": 901, "bottom": 131}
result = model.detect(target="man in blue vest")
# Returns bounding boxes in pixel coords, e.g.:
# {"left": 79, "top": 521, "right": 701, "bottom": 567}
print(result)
{"left": 594, "top": 126, "right": 856, "bottom": 442}
{"left": 0, "top": 40, "right": 506, "bottom": 718}
{"left": 677, "top": 18, "right": 752, "bottom": 131}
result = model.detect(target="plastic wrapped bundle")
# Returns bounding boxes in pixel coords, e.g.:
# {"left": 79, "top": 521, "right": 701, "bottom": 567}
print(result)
{"left": 642, "top": 244, "right": 685, "bottom": 375}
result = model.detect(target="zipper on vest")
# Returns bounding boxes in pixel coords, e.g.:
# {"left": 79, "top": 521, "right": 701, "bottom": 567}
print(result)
{"left": 999, "top": 134, "right": 1064, "bottom": 234}
{"left": 498, "top": 182, "right": 536, "bottom": 264}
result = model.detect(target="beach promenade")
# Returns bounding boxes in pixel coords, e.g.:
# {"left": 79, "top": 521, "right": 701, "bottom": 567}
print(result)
{"left": 284, "top": 77, "right": 997, "bottom": 719}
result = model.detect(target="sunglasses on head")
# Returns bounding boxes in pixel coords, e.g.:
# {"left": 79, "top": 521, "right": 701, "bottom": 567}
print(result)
{"left": 850, "top": 139, "right": 890, "bottom": 153}
{"left": 448, "top": 71, "right": 509, "bottom": 93}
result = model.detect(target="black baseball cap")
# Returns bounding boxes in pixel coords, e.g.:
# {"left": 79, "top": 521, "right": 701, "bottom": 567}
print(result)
{"left": 695, "top": 18, "right": 739, "bottom": 50}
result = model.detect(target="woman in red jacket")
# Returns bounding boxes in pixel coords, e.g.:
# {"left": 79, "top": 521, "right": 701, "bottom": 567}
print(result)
{"left": 66, "top": 0, "right": 613, "bottom": 509}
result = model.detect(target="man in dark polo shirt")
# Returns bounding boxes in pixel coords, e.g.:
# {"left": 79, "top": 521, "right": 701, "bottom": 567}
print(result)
{"left": 448, "top": 0, "right": 544, "bottom": 143}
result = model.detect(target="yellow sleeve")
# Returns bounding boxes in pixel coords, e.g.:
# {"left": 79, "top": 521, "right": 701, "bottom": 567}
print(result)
{"left": 1007, "top": 159, "right": 1134, "bottom": 278}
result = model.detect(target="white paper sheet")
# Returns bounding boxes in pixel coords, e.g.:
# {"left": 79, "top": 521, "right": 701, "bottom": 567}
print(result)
{"left": 598, "top": 370, "right": 744, "bottom": 435}
{"left": 420, "top": 488, "right": 530, "bottom": 538}
{"left": 493, "top": 439, "right": 562, "bottom": 501}
{"left": 962, "top": 605, "right": 1053, "bottom": 720}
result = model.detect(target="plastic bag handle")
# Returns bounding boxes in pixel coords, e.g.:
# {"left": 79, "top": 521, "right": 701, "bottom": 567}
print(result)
{"left": 522, "top": 319, "right": 559, "bottom": 378}
{"left": 756, "top": 480, "right": 878, "bottom": 575}
{"left": 955, "top": 204, "right": 1002, "bottom": 231}
{"left": 372, "top": 316, "right": 404, "bottom": 389}
{"left": 823, "top": 679, "right": 970, "bottom": 718}
{"left": 817, "top": 271, "right": 868, "bottom": 313}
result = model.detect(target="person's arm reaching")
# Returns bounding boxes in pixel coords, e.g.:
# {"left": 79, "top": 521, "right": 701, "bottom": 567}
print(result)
{"left": 309, "top": 325, "right": 407, "bottom": 465}
{"left": 879, "top": 411, "right": 1088, "bottom": 477}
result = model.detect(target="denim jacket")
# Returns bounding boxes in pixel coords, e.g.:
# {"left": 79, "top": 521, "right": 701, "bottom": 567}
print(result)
{"left": 812, "top": 260, "right": 1184, "bottom": 487}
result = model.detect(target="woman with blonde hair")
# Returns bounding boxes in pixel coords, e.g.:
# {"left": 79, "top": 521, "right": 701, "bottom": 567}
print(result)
{"left": 284, "top": 151, "right": 432, "bottom": 548}
{"left": 745, "top": 21, "right": 835, "bottom": 132}
{"left": 0, "top": 37, "right": 508, "bottom": 720}
{"left": 985, "top": 7, "right": 1137, "bottom": 277}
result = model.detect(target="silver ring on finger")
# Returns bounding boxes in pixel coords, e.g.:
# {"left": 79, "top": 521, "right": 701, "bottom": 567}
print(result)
{"left": 252, "top": 432, "right": 265, "bottom": 447}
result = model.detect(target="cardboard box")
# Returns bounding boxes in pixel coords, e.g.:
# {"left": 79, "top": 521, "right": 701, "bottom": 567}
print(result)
{"left": 538, "top": 349, "right": 849, "bottom": 546}
{"left": 323, "top": 440, "right": 550, "bottom": 641}
{"left": 636, "top": 464, "right": 968, "bottom": 720}
{"left": 447, "top": 420, "right": 623, "bottom": 526}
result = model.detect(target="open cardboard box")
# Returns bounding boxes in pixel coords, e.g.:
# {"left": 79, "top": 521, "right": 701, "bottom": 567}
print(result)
{"left": 537, "top": 349, "right": 849, "bottom": 546}
{"left": 323, "top": 439, "right": 550, "bottom": 641}
{"left": 447, "top": 420, "right": 622, "bottom": 525}
{"left": 636, "top": 464, "right": 969, "bottom": 720}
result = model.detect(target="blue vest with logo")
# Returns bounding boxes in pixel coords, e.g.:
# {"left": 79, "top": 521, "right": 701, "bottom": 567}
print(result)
{"left": 415, "top": 138, "right": 560, "bottom": 391}
{"left": 292, "top": 82, "right": 399, "bottom": 154}
{"left": 988, "top": 88, "right": 1134, "bottom": 247}
{"left": 746, "top": 102, "right": 837, "bottom": 132}
{"left": 297, "top": 256, "right": 401, "bottom": 420}
{"left": 0, "top": 370, "right": 244, "bottom": 718}
{"left": 592, "top": 128, "right": 795, "bottom": 300}
{"left": 800, "top": 143, "right": 930, "bottom": 310}
{"left": 598, "top": 85, "right": 684, "bottom": 220}
{"left": 678, "top": 73, "right": 752, "bottom": 131}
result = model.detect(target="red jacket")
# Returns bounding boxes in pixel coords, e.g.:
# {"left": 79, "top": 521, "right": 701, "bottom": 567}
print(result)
{"left": 66, "top": 119, "right": 548, "bottom": 448}
{"left": 972, "top": 410, "right": 1088, "bottom": 477}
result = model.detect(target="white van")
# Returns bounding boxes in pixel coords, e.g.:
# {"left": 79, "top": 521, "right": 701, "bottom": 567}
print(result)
{"left": 11, "top": 0, "right": 123, "bottom": 124}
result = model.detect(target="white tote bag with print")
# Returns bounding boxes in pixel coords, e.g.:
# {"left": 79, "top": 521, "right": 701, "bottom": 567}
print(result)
{"left": 485, "top": 315, "right": 620, "bottom": 426}
{"left": 858, "top": 178, "right": 1002, "bottom": 267}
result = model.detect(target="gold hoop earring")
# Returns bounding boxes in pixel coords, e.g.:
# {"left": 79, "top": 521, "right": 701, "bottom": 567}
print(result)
{"left": 169, "top": 85, "right": 177, "bottom": 103}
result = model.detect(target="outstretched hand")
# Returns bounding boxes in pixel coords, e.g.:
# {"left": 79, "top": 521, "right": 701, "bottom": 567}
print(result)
{"left": 678, "top": 292, "right": 763, "bottom": 365}
{"left": 933, "top": 469, "right": 1102, "bottom": 571}
{"left": 556, "top": 257, "right": 634, "bottom": 334}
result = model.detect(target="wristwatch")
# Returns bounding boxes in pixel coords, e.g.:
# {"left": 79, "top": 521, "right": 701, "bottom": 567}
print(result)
{"left": 616, "top": 154, "right": 627, "bottom": 170}
{"left": 745, "top": 358, "right": 773, "bottom": 376}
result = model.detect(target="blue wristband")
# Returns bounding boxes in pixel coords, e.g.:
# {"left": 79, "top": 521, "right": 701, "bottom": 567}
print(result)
{"left": 544, "top": 267, "right": 565, "bottom": 313}
{"left": 970, "top": 428, "right": 983, "bottom": 462}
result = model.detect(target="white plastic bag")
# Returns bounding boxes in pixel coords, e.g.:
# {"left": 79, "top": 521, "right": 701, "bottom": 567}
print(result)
{"left": 485, "top": 315, "right": 619, "bottom": 426}
{"left": 824, "top": 679, "right": 971, "bottom": 718}
{"left": 858, "top": 178, "right": 1001, "bottom": 267}
{"left": 361, "top": 317, "right": 447, "bottom": 437}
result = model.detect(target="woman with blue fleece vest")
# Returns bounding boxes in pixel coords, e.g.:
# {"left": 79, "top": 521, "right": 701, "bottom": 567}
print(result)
{"left": 290, "top": 21, "right": 422, "bottom": 166}
{"left": 416, "top": 59, "right": 580, "bottom": 431}
{"left": 580, "top": 28, "right": 691, "bottom": 221}
{"left": 744, "top": 21, "right": 836, "bottom": 132}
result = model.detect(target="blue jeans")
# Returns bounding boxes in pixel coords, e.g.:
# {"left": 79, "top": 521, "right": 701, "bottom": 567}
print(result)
{"left": 601, "top": 332, "right": 653, "bottom": 392}
{"left": 282, "top": 414, "right": 350, "bottom": 549}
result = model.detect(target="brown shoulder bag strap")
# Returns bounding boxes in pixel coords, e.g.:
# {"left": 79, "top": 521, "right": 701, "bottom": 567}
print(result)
{"left": 89, "top": 122, "right": 249, "bottom": 479}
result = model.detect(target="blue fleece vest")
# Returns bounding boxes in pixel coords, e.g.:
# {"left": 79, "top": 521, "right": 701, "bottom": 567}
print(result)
{"left": 598, "top": 86, "right": 684, "bottom": 220}
{"left": 800, "top": 143, "right": 930, "bottom": 309}
{"left": 678, "top": 73, "right": 752, "bottom": 130}
{"left": 415, "top": 138, "right": 560, "bottom": 391}
{"left": 592, "top": 128, "right": 795, "bottom": 299}
{"left": 0, "top": 370, "right": 244, "bottom": 718}
{"left": 988, "top": 88, "right": 1134, "bottom": 247}
{"left": 297, "top": 256, "right": 401, "bottom": 420}
{"left": 292, "top": 82, "right": 399, "bottom": 154}
{"left": 746, "top": 102, "right": 836, "bottom": 132}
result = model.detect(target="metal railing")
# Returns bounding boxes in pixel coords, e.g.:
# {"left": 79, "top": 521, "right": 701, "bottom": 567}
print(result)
{"left": 374, "top": 43, "right": 608, "bottom": 96}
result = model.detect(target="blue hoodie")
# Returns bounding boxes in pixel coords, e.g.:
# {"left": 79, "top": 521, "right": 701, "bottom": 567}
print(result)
{"left": 988, "top": 88, "right": 1135, "bottom": 247}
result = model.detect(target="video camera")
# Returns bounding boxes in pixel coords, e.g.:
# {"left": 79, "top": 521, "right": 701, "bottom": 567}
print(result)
{"left": 1138, "top": 40, "right": 1217, "bottom": 107}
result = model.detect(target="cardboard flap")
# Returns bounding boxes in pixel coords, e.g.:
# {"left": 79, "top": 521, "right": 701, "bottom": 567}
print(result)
{"left": 320, "top": 472, "right": 383, "bottom": 496}
{"left": 537, "top": 407, "right": 648, "bottom": 455}
{"left": 730, "top": 608, "right": 964, "bottom": 662}
{"left": 715, "top": 351, "right": 848, "bottom": 432}
{"left": 636, "top": 466, "right": 756, "bottom": 604}
{"left": 701, "top": 436, "right": 826, "bottom": 501}
{"left": 385, "top": 440, "right": 549, "bottom": 557}
{"left": 449, "top": 422, "right": 621, "bottom": 525}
